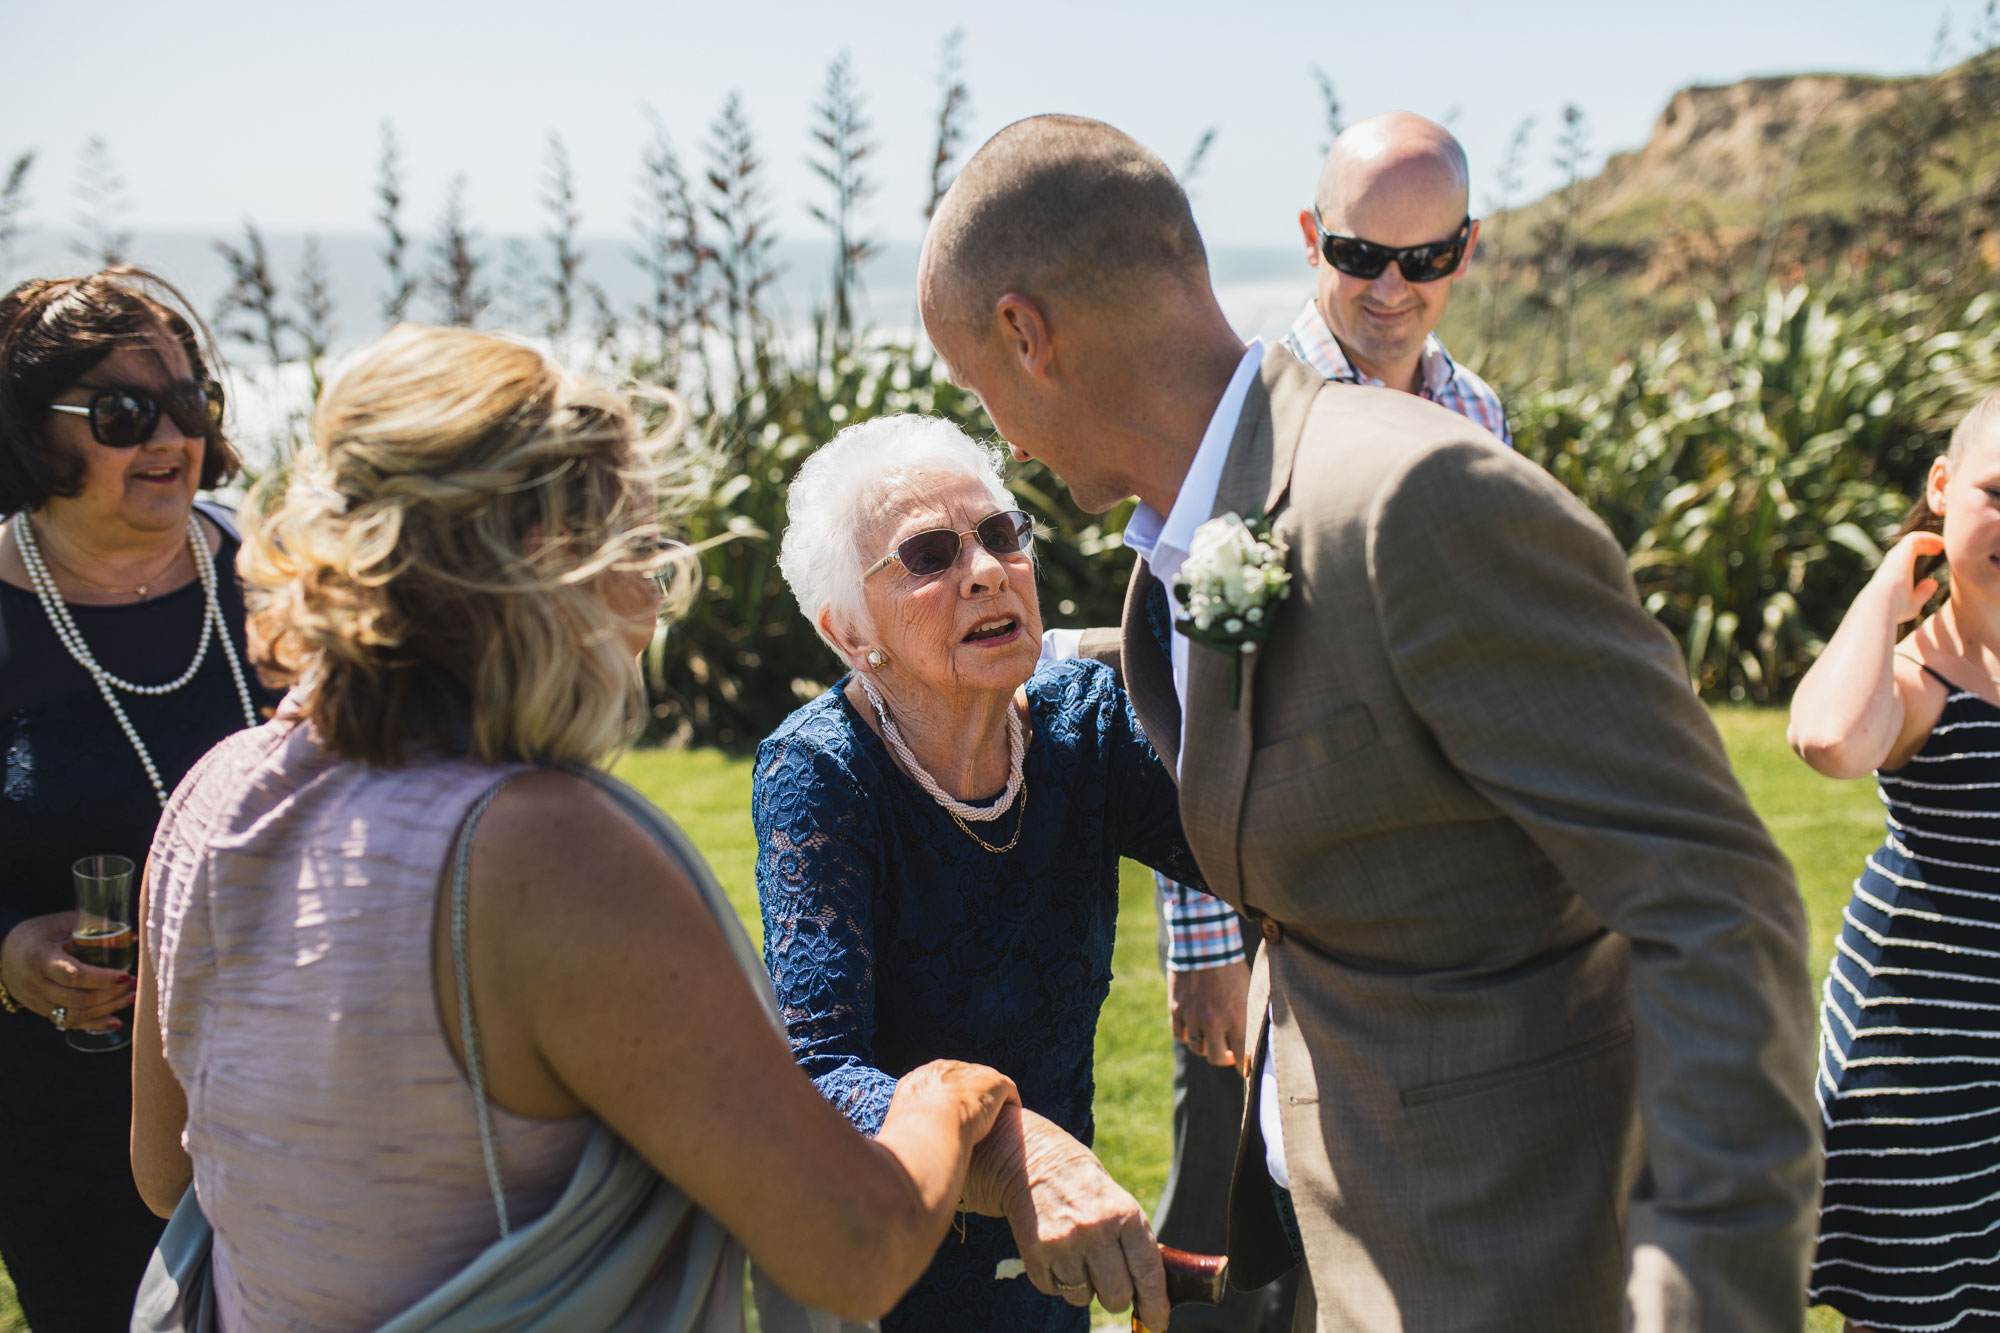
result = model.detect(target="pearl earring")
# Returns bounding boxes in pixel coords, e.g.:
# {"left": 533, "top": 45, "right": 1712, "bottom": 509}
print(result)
{"left": 866, "top": 649, "right": 886, "bottom": 670}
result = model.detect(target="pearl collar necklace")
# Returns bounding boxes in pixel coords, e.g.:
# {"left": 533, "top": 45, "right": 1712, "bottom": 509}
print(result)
{"left": 15, "top": 515, "right": 258, "bottom": 806}
{"left": 855, "top": 671, "right": 1025, "bottom": 822}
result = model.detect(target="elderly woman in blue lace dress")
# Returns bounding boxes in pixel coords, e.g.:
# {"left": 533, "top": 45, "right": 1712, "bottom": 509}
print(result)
{"left": 754, "top": 414, "right": 1204, "bottom": 1333}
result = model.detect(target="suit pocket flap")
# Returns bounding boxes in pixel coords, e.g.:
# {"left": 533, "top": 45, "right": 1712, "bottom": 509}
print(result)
{"left": 1399, "top": 1022, "right": 1634, "bottom": 1109}
{"left": 1252, "top": 703, "right": 1379, "bottom": 787}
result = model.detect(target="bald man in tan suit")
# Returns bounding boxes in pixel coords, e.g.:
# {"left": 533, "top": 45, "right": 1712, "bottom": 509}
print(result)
{"left": 918, "top": 114, "right": 1820, "bottom": 1333}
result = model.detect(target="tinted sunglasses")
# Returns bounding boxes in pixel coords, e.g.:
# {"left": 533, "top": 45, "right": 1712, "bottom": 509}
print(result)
{"left": 864, "top": 509, "right": 1035, "bottom": 580}
{"left": 626, "top": 533, "right": 688, "bottom": 597}
{"left": 47, "top": 379, "right": 225, "bottom": 448}
{"left": 1311, "top": 212, "right": 1472, "bottom": 283}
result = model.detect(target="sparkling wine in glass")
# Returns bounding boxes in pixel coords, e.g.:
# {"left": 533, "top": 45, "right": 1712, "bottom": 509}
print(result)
{"left": 67, "top": 854, "right": 136, "bottom": 1053}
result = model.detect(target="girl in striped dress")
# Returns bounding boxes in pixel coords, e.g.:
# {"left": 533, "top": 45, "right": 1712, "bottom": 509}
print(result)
{"left": 1791, "top": 388, "right": 2000, "bottom": 1332}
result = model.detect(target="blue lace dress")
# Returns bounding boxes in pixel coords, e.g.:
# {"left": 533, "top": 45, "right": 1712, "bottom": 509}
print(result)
{"left": 754, "top": 658, "right": 1205, "bottom": 1333}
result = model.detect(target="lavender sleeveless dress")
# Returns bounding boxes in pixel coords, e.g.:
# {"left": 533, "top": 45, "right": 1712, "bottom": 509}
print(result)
{"left": 143, "top": 704, "right": 777, "bottom": 1332}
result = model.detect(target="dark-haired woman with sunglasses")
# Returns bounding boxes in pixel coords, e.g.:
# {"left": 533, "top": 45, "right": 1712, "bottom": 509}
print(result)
{"left": 0, "top": 268, "right": 281, "bottom": 1331}
{"left": 754, "top": 414, "right": 1201, "bottom": 1333}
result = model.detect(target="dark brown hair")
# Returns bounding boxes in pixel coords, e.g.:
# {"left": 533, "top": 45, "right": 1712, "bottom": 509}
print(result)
{"left": 0, "top": 266, "right": 241, "bottom": 514}
{"left": 1893, "top": 496, "right": 1947, "bottom": 637}
{"left": 1891, "top": 390, "right": 2000, "bottom": 634}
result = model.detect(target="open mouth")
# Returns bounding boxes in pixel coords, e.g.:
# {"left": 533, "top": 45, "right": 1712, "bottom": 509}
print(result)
{"left": 131, "top": 463, "right": 183, "bottom": 484}
{"left": 963, "top": 617, "right": 1019, "bottom": 644}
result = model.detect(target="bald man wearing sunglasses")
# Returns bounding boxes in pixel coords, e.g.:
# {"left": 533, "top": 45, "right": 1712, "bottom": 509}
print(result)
{"left": 1285, "top": 111, "right": 1510, "bottom": 446}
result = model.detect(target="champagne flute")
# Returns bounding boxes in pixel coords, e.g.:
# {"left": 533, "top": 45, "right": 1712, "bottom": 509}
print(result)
{"left": 67, "top": 854, "right": 136, "bottom": 1053}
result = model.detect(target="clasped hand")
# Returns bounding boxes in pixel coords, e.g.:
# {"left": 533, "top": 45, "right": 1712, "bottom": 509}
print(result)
{"left": 1168, "top": 958, "right": 1250, "bottom": 1074}
{"left": 0, "top": 911, "right": 136, "bottom": 1031}
{"left": 961, "top": 1102, "right": 1169, "bottom": 1329}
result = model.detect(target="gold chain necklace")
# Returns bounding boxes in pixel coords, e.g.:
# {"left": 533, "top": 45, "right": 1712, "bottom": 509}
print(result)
{"left": 36, "top": 532, "right": 187, "bottom": 601}
{"left": 948, "top": 776, "right": 1028, "bottom": 854}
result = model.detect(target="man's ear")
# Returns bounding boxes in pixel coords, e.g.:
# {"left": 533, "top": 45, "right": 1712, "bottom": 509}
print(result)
{"left": 994, "top": 293, "right": 1055, "bottom": 380}
{"left": 1458, "top": 218, "right": 1483, "bottom": 277}
{"left": 1298, "top": 209, "right": 1321, "bottom": 264}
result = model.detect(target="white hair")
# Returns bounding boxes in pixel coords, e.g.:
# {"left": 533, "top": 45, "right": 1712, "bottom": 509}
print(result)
{"left": 778, "top": 413, "right": 1014, "bottom": 658}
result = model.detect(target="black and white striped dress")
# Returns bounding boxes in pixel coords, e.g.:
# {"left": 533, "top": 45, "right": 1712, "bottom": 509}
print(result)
{"left": 1813, "top": 674, "right": 2000, "bottom": 1331}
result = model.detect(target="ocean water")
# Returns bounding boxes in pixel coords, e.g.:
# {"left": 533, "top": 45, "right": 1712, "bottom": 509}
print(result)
{"left": 4, "top": 229, "right": 1310, "bottom": 346}
{"left": 3, "top": 228, "right": 1312, "bottom": 465}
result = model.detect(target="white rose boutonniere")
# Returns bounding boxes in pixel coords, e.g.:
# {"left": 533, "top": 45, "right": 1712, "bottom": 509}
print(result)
{"left": 1171, "top": 511, "right": 1292, "bottom": 708}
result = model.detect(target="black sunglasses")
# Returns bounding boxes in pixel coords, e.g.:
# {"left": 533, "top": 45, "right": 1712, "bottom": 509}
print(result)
{"left": 1311, "top": 212, "right": 1472, "bottom": 283}
{"left": 47, "top": 379, "right": 225, "bottom": 448}
{"left": 864, "top": 509, "right": 1035, "bottom": 580}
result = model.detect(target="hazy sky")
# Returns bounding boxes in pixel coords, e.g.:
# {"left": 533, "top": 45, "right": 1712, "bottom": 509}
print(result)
{"left": 4, "top": 0, "right": 1996, "bottom": 251}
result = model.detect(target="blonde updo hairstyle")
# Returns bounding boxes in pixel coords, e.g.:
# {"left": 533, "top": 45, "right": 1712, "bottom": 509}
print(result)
{"left": 241, "top": 324, "right": 681, "bottom": 766}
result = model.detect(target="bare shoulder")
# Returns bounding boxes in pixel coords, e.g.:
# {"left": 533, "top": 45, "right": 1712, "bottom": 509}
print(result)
{"left": 1884, "top": 643, "right": 1958, "bottom": 769}
{"left": 471, "top": 770, "right": 697, "bottom": 918}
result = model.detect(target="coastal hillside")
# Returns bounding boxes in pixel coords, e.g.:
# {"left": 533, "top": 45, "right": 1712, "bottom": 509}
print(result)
{"left": 1443, "top": 47, "right": 2000, "bottom": 384}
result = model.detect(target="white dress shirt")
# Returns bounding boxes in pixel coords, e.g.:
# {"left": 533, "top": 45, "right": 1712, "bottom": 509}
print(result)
{"left": 1121, "top": 340, "right": 1293, "bottom": 1191}
{"left": 1119, "top": 340, "right": 1264, "bottom": 781}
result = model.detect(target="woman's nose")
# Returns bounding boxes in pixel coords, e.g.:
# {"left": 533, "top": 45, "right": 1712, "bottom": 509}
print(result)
{"left": 960, "top": 538, "right": 1009, "bottom": 591}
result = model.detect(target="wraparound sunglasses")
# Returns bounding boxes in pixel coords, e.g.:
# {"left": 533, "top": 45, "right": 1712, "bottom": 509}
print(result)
{"left": 1311, "top": 212, "right": 1472, "bottom": 283}
{"left": 47, "top": 379, "right": 225, "bottom": 448}
{"left": 864, "top": 509, "right": 1035, "bottom": 580}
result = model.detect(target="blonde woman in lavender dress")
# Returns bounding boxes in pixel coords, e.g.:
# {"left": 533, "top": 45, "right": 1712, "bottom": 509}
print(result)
{"left": 129, "top": 325, "right": 1020, "bottom": 1332}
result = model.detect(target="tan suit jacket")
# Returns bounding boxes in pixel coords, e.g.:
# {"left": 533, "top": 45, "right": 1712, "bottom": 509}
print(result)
{"left": 1115, "top": 346, "right": 1820, "bottom": 1333}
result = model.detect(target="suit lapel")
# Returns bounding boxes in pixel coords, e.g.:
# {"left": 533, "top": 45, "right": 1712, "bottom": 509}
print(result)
{"left": 1119, "top": 560, "right": 1182, "bottom": 774}
{"left": 1176, "top": 345, "right": 1325, "bottom": 911}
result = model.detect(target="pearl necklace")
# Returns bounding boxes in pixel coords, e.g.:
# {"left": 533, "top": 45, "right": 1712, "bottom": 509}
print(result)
{"left": 15, "top": 515, "right": 258, "bottom": 806}
{"left": 856, "top": 671, "right": 1026, "bottom": 821}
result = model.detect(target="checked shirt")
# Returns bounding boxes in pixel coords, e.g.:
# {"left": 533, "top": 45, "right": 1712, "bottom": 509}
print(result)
{"left": 1280, "top": 299, "right": 1512, "bottom": 446}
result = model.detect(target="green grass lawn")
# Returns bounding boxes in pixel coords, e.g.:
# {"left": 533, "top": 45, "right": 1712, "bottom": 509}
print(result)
{"left": 0, "top": 706, "right": 1882, "bottom": 1330}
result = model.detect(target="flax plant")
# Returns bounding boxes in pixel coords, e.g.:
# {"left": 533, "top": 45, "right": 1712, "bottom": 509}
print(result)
{"left": 806, "top": 52, "right": 879, "bottom": 354}
{"left": 632, "top": 109, "right": 711, "bottom": 398}
{"left": 0, "top": 152, "right": 33, "bottom": 282}
{"left": 429, "top": 177, "right": 490, "bottom": 329}
{"left": 376, "top": 123, "right": 418, "bottom": 324}
{"left": 71, "top": 136, "right": 131, "bottom": 267}
{"left": 542, "top": 133, "right": 584, "bottom": 344}
{"left": 1515, "top": 283, "right": 2000, "bottom": 701}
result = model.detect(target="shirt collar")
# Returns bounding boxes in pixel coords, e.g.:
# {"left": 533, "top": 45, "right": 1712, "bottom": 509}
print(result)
{"left": 1124, "top": 340, "right": 1265, "bottom": 574}
{"left": 1286, "top": 298, "right": 1454, "bottom": 398}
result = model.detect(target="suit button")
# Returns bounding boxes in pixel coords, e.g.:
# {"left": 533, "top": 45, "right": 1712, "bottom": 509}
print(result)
{"left": 1260, "top": 920, "right": 1284, "bottom": 944}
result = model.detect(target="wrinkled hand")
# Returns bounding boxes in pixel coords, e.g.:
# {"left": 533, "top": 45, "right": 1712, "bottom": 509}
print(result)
{"left": 1874, "top": 530, "right": 1946, "bottom": 624}
{"left": 0, "top": 912, "right": 135, "bottom": 1032}
{"left": 962, "top": 1104, "right": 1168, "bottom": 1329}
{"left": 1168, "top": 960, "right": 1250, "bottom": 1074}
{"left": 891, "top": 1058, "right": 1020, "bottom": 1145}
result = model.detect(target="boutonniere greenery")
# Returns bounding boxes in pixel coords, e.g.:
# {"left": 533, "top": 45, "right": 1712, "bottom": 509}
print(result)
{"left": 1171, "top": 511, "right": 1292, "bottom": 708}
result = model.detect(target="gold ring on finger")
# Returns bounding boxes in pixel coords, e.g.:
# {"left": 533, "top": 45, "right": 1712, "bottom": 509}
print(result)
{"left": 1052, "top": 1276, "right": 1091, "bottom": 1293}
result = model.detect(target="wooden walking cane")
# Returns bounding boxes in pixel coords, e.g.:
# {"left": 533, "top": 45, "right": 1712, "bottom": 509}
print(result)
{"left": 1132, "top": 1247, "right": 1230, "bottom": 1332}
